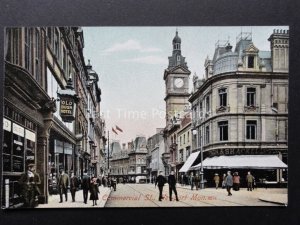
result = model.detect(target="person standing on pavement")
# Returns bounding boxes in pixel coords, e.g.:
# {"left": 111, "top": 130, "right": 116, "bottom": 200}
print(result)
{"left": 155, "top": 171, "right": 166, "bottom": 201}
{"left": 168, "top": 171, "right": 179, "bottom": 201}
{"left": 57, "top": 169, "right": 69, "bottom": 203}
{"left": 190, "top": 173, "right": 195, "bottom": 190}
{"left": 82, "top": 170, "right": 90, "bottom": 204}
{"left": 70, "top": 171, "right": 79, "bottom": 202}
{"left": 89, "top": 177, "right": 100, "bottom": 206}
{"left": 225, "top": 171, "right": 233, "bottom": 196}
{"left": 194, "top": 173, "right": 200, "bottom": 190}
{"left": 213, "top": 173, "right": 220, "bottom": 189}
{"left": 19, "top": 164, "right": 41, "bottom": 208}
{"left": 246, "top": 171, "right": 254, "bottom": 191}
{"left": 233, "top": 172, "right": 240, "bottom": 191}
{"left": 222, "top": 173, "right": 226, "bottom": 189}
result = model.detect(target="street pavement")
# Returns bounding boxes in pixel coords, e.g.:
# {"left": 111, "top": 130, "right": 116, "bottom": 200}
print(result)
{"left": 37, "top": 186, "right": 111, "bottom": 208}
{"left": 104, "top": 183, "right": 287, "bottom": 207}
{"left": 36, "top": 183, "right": 287, "bottom": 208}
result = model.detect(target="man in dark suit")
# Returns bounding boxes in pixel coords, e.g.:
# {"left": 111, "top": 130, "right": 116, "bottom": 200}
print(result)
{"left": 70, "top": 171, "right": 79, "bottom": 202}
{"left": 168, "top": 171, "right": 179, "bottom": 201}
{"left": 82, "top": 170, "right": 90, "bottom": 204}
{"left": 155, "top": 171, "right": 166, "bottom": 201}
{"left": 19, "top": 164, "right": 41, "bottom": 208}
{"left": 57, "top": 169, "right": 69, "bottom": 203}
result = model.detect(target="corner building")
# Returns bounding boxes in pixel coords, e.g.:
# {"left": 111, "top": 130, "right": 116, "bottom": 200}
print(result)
{"left": 189, "top": 30, "right": 288, "bottom": 185}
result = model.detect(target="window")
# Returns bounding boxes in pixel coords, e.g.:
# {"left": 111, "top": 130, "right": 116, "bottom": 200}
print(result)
{"left": 247, "top": 87, "right": 256, "bottom": 106}
{"left": 183, "top": 134, "right": 186, "bottom": 144}
{"left": 62, "top": 47, "right": 67, "bottom": 72}
{"left": 248, "top": 56, "right": 254, "bottom": 68}
{"left": 179, "top": 149, "right": 183, "bottom": 162}
{"left": 24, "top": 28, "right": 33, "bottom": 72}
{"left": 218, "top": 121, "right": 228, "bottom": 141}
{"left": 180, "top": 136, "right": 182, "bottom": 146}
{"left": 54, "top": 29, "right": 60, "bottom": 59}
{"left": 35, "top": 29, "right": 41, "bottom": 83}
{"left": 177, "top": 55, "right": 180, "bottom": 61}
{"left": 246, "top": 120, "right": 257, "bottom": 140}
{"left": 199, "top": 102, "right": 203, "bottom": 118}
{"left": 219, "top": 88, "right": 227, "bottom": 107}
{"left": 206, "top": 95, "right": 210, "bottom": 113}
{"left": 47, "top": 27, "right": 52, "bottom": 45}
{"left": 205, "top": 125, "right": 210, "bottom": 144}
{"left": 186, "top": 146, "right": 190, "bottom": 158}
{"left": 187, "top": 131, "right": 190, "bottom": 142}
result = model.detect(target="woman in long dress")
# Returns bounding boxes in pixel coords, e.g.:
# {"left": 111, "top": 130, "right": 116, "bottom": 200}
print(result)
{"left": 89, "top": 177, "right": 99, "bottom": 206}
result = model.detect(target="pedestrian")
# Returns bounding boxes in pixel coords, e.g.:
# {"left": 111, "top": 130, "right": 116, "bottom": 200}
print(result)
{"left": 82, "top": 170, "right": 90, "bottom": 204}
{"left": 225, "top": 171, "right": 233, "bottom": 196}
{"left": 155, "top": 171, "right": 166, "bottom": 201}
{"left": 57, "top": 169, "right": 69, "bottom": 203}
{"left": 213, "top": 173, "right": 220, "bottom": 189}
{"left": 194, "top": 173, "right": 200, "bottom": 190}
{"left": 181, "top": 174, "right": 184, "bottom": 186}
{"left": 253, "top": 176, "right": 257, "bottom": 190}
{"left": 168, "top": 171, "right": 179, "bottom": 201}
{"left": 246, "top": 171, "right": 254, "bottom": 191}
{"left": 18, "top": 164, "right": 41, "bottom": 208}
{"left": 70, "top": 171, "right": 79, "bottom": 202}
{"left": 111, "top": 177, "right": 117, "bottom": 191}
{"left": 233, "top": 172, "right": 240, "bottom": 191}
{"left": 89, "top": 177, "right": 99, "bottom": 206}
{"left": 190, "top": 173, "right": 195, "bottom": 190}
{"left": 222, "top": 174, "right": 226, "bottom": 189}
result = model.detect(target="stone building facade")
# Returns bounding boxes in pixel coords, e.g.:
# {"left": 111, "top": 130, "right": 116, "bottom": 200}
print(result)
{"left": 2, "top": 27, "right": 105, "bottom": 208}
{"left": 189, "top": 30, "right": 288, "bottom": 184}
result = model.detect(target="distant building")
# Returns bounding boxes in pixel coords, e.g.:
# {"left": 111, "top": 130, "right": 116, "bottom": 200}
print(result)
{"left": 146, "top": 128, "right": 165, "bottom": 181}
{"left": 189, "top": 30, "right": 288, "bottom": 184}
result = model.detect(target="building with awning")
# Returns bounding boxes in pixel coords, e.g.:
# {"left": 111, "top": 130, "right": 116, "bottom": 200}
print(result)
{"left": 190, "top": 155, "right": 287, "bottom": 170}
{"left": 179, "top": 151, "right": 200, "bottom": 173}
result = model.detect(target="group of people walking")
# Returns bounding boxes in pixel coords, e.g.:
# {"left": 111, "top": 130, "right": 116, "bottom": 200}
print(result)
{"left": 57, "top": 170, "right": 100, "bottom": 206}
{"left": 214, "top": 171, "right": 256, "bottom": 196}
{"left": 155, "top": 171, "right": 179, "bottom": 201}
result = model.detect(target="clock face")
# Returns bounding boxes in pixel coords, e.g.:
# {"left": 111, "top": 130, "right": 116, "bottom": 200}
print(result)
{"left": 174, "top": 78, "right": 184, "bottom": 88}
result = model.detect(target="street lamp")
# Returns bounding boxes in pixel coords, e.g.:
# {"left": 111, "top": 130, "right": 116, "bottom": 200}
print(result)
{"left": 192, "top": 128, "right": 204, "bottom": 189}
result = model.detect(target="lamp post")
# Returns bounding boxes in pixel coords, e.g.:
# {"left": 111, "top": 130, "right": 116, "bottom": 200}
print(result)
{"left": 192, "top": 127, "right": 204, "bottom": 189}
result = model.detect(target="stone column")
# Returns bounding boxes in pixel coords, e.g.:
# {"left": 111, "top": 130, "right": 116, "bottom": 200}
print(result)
{"left": 36, "top": 100, "right": 55, "bottom": 204}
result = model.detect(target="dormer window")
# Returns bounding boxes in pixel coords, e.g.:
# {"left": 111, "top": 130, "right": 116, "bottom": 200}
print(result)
{"left": 248, "top": 56, "right": 254, "bottom": 68}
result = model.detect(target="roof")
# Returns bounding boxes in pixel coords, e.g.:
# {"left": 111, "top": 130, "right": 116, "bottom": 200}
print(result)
{"left": 191, "top": 155, "right": 287, "bottom": 170}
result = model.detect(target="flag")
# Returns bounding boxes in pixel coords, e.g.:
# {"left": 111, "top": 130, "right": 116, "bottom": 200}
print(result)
{"left": 116, "top": 125, "right": 123, "bottom": 132}
{"left": 112, "top": 127, "right": 118, "bottom": 135}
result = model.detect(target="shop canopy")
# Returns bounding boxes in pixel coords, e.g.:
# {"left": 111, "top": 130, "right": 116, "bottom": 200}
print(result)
{"left": 179, "top": 151, "right": 200, "bottom": 173}
{"left": 190, "top": 155, "right": 288, "bottom": 170}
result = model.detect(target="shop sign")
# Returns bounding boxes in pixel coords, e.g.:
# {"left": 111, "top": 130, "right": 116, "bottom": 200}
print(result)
{"left": 3, "top": 118, "right": 11, "bottom": 132}
{"left": 207, "top": 148, "right": 281, "bottom": 157}
{"left": 13, "top": 123, "right": 24, "bottom": 137}
{"left": 25, "top": 129, "right": 36, "bottom": 142}
{"left": 26, "top": 155, "right": 35, "bottom": 160}
{"left": 59, "top": 96, "right": 75, "bottom": 122}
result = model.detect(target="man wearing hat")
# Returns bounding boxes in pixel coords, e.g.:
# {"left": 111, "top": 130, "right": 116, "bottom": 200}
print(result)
{"left": 155, "top": 171, "right": 166, "bottom": 201}
{"left": 213, "top": 173, "right": 220, "bottom": 189}
{"left": 19, "top": 163, "right": 41, "bottom": 208}
{"left": 57, "top": 169, "right": 69, "bottom": 203}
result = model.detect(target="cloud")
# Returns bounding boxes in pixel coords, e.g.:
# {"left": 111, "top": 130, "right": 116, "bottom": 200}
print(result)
{"left": 121, "top": 55, "right": 167, "bottom": 65}
{"left": 103, "top": 39, "right": 162, "bottom": 53}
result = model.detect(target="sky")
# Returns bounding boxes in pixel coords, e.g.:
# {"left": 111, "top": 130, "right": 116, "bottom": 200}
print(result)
{"left": 82, "top": 26, "right": 288, "bottom": 144}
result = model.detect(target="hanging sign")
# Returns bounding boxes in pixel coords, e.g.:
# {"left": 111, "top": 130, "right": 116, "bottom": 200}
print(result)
{"left": 59, "top": 96, "right": 75, "bottom": 122}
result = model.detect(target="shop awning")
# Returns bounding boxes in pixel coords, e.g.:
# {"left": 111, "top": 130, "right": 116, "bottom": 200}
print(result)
{"left": 179, "top": 151, "right": 200, "bottom": 172}
{"left": 191, "top": 155, "right": 287, "bottom": 170}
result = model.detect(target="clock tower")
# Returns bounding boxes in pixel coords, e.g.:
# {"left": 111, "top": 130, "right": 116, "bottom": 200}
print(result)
{"left": 164, "top": 30, "right": 191, "bottom": 125}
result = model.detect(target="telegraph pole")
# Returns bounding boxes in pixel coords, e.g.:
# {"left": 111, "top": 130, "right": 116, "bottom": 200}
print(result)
{"left": 107, "top": 130, "right": 110, "bottom": 175}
